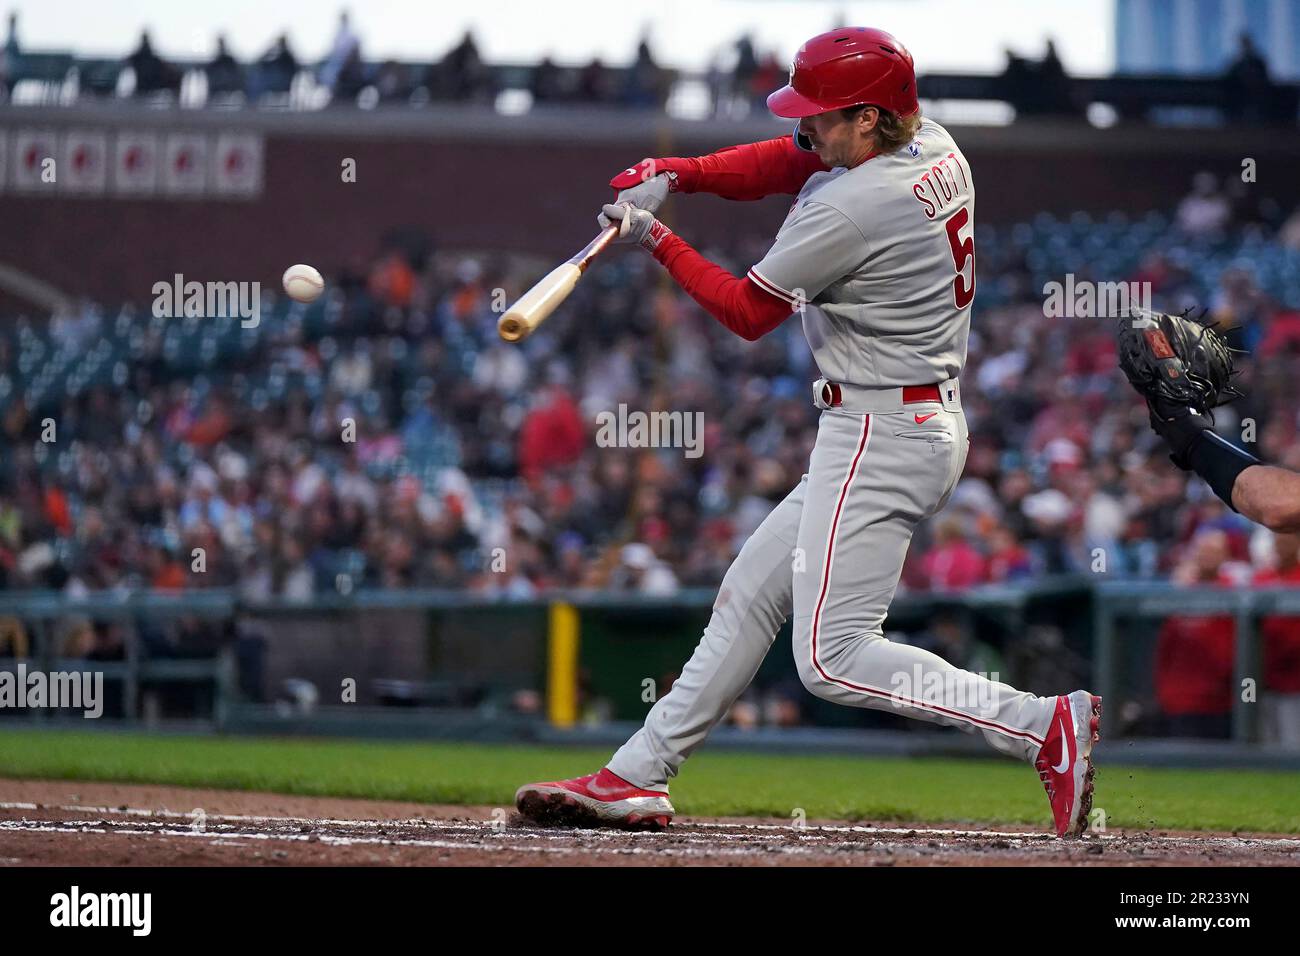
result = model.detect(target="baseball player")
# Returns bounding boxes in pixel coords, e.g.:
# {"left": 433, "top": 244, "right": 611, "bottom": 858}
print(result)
{"left": 516, "top": 27, "right": 1101, "bottom": 839}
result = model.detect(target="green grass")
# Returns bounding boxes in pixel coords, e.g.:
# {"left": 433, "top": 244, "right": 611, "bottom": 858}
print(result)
{"left": 0, "top": 728, "right": 1296, "bottom": 833}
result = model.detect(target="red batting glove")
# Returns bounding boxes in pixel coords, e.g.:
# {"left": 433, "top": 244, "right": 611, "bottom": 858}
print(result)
{"left": 609, "top": 158, "right": 684, "bottom": 192}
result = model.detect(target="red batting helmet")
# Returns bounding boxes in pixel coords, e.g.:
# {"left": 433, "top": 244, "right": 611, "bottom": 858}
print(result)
{"left": 767, "top": 27, "right": 919, "bottom": 119}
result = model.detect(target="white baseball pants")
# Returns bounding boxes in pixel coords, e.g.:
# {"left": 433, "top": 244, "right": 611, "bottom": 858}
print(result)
{"left": 607, "top": 387, "right": 1057, "bottom": 791}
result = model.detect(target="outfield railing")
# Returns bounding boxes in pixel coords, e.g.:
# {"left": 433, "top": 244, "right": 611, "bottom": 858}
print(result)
{"left": 0, "top": 580, "right": 1293, "bottom": 747}
{"left": 0, "top": 590, "right": 238, "bottom": 727}
{"left": 1092, "top": 581, "right": 1300, "bottom": 743}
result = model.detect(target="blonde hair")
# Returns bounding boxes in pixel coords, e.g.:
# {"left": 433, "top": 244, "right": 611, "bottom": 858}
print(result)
{"left": 841, "top": 105, "right": 923, "bottom": 155}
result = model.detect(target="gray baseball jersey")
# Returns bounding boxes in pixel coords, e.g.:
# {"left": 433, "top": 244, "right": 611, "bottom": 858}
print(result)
{"left": 747, "top": 119, "right": 975, "bottom": 388}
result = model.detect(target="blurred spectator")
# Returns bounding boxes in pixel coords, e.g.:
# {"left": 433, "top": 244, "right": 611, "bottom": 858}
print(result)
{"left": 321, "top": 10, "right": 359, "bottom": 84}
{"left": 577, "top": 57, "right": 615, "bottom": 103}
{"left": 1154, "top": 530, "right": 1236, "bottom": 738}
{"left": 1000, "top": 43, "right": 1079, "bottom": 118}
{"left": 749, "top": 51, "right": 783, "bottom": 113}
{"left": 919, "top": 519, "right": 988, "bottom": 591}
{"left": 985, "top": 524, "right": 1034, "bottom": 582}
{"left": 1000, "top": 49, "right": 1034, "bottom": 115}
{"left": 0, "top": 615, "right": 27, "bottom": 657}
{"left": 249, "top": 33, "right": 298, "bottom": 100}
{"left": 1223, "top": 33, "right": 1275, "bottom": 123}
{"left": 1279, "top": 206, "right": 1300, "bottom": 252}
{"left": 0, "top": 12, "right": 18, "bottom": 99}
{"left": 1008, "top": 624, "right": 1090, "bottom": 698}
{"left": 125, "top": 31, "right": 179, "bottom": 97}
{"left": 530, "top": 56, "right": 564, "bottom": 104}
{"left": 425, "top": 31, "right": 491, "bottom": 102}
{"left": 1225, "top": 32, "right": 1269, "bottom": 87}
{"left": 1209, "top": 265, "right": 1268, "bottom": 343}
{"left": 280, "top": 539, "right": 315, "bottom": 601}
{"left": 1176, "top": 172, "right": 1231, "bottom": 236}
{"left": 919, "top": 611, "right": 1006, "bottom": 679}
{"left": 319, "top": 10, "right": 365, "bottom": 102}
{"left": 518, "top": 384, "right": 584, "bottom": 480}
{"left": 205, "top": 35, "right": 244, "bottom": 97}
{"left": 1252, "top": 532, "right": 1300, "bottom": 748}
{"left": 373, "top": 59, "right": 412, "bottom": 103}
{"left": 609, "top": 542, "right": 679, "bottom": 595}
{"left": 730, "top": 34, "right": 759, "bottom": 115}
{"left": 368, "top": 250, "right": 416, "bottom": 308}
{"left": 1036, "top": 40, "right": 1078, "bottom": 116}
{"left": 1023, "top": 40, "right": 1078, "bottom": 117}
{"left": 623, "top": 34, "right": 668, "bottom": 109}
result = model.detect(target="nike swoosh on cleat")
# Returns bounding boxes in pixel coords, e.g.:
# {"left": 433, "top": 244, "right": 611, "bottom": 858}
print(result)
{"left": 1051, "top": 718, "right": 1072, "bottom": 774}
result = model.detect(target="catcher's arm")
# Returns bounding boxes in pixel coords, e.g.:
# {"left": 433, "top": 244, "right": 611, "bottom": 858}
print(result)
{"left": 1144, "top": 399, "right": 1259, "bottom": 513}
{"left": 1231, "top": 464, "right": 1300, "bottom": 533}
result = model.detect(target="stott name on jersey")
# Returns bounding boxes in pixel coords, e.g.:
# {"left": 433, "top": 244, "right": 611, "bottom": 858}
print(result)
{"left": 910, "top": 151, "right": 972, "bottom": 221}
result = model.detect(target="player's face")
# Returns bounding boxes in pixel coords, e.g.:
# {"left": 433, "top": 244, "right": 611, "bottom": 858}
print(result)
{"left": 799, "top": 108, "right": 878, "bottom": 168}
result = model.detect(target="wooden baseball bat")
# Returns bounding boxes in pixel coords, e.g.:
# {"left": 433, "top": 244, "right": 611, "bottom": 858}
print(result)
{"left": 498, "top": 224, "right": 620, "bottom": 343}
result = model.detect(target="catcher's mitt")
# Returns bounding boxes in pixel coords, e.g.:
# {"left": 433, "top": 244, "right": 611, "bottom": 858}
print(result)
{"left": 1115, "top": 308, "right": 1241, "bottom": 415}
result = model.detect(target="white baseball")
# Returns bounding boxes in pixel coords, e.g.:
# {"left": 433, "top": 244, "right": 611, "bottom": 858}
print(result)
{"left": 282, "top": 263, "right": 324, "bottom": 303}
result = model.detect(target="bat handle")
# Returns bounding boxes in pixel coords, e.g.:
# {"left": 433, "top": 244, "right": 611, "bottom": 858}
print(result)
{"left": 572, "top": 224, "right": 620, "bottom": 271}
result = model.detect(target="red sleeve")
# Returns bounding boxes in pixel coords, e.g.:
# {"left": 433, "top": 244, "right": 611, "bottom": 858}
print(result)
{"left": 658, "top": 137, "right": 828, "bottom": 201}
{"left": 649, "top": 230, "right": 794, "bottom": 341}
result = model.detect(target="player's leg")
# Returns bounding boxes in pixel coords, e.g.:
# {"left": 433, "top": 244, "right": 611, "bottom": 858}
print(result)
{"left": 789, "top": 406, "right": 1100, "bottom": 835}
{"left": 515, "top": 477, "right": 804, "bottom": 827}
{"left": 790, "top": 406, "right": 1055, "bottom": 756}
{"left": 606, "top": 480, "right": 802, "bottom": 788}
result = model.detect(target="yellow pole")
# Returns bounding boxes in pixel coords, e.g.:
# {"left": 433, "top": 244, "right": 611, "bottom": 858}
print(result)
{"left": 547, "top": 601, "right": 580, "bottom": 727}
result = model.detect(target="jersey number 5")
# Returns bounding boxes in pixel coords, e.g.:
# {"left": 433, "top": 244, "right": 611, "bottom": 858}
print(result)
{"left": 945, "top": 205, "right": 975, "bottom": 309}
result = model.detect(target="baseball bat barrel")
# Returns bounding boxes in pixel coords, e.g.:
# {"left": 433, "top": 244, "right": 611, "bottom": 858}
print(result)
{"left": 498, "top": 225, "right": 620, "bottom": 343}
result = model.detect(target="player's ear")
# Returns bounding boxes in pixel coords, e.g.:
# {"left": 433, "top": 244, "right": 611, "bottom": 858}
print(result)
{"left": 792, "top": 124, "right": 816, "bottom": 152}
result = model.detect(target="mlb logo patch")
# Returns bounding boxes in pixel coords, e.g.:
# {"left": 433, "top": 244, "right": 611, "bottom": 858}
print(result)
{"left": 907, "top": 141, "right": 922, "bottom": 157}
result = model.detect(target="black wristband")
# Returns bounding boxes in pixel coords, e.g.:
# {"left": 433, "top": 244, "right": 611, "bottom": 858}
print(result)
{"left": 1185, "top": 430, "right": 1261, "bottom": 511}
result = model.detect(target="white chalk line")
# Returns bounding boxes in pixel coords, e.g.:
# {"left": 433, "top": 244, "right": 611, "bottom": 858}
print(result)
{"left": 2, "top": 802, "right": 1296, "bottom": 853}
{"left": 0, "top": 820, "right": 836, "bottom": 860}
{"left": 0, "top": 801, "right": 1087, "bottom": 844}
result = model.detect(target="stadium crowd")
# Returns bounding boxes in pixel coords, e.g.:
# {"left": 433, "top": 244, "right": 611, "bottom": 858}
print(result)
{"left": 3, "top": 179, "right": 1300, "bottom": 605}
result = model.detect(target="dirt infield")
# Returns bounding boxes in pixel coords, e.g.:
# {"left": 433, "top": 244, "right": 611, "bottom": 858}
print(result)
{"left": 1, "top": 779, "right": 1296, "bottom": 866}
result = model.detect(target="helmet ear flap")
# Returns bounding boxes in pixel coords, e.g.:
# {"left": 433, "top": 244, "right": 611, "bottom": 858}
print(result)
{"left": 793, "top": 124, "right": 816, "bottom": 152}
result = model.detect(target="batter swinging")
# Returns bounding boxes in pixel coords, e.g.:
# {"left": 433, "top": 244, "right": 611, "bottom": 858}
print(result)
{"left": 516, "top": 27, "right": 1102, "bottom": 838}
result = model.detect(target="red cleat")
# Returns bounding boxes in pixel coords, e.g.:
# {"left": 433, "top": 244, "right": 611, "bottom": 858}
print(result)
{"left": 515, "top": 768, "right": 675, "bottom": 830}
{"left": 1035, "top": 690, "right": 1103, "bottom": 838}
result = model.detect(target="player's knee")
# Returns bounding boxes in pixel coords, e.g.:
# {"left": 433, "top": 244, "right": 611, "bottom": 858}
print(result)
{"left": 792, "top": 629, "right": 837, "bottom": 700}
{"left": 796, "top": 657, "right": 835, "bottom": 700}
{"left": 793, "top": 621, "right": 891, "bottom": 700}
{"left": 790, "top": 655, "right": 821, "bottom": 697}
